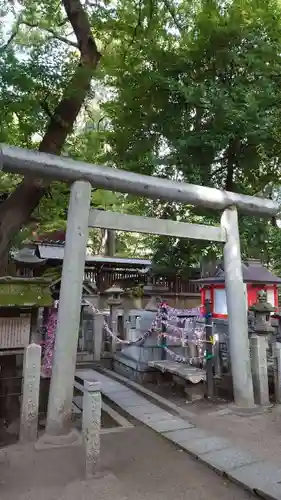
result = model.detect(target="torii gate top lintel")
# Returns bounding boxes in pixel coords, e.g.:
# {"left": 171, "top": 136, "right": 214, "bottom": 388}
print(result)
{"left": 0, "top": 144, "right": 278, "bottom": 217}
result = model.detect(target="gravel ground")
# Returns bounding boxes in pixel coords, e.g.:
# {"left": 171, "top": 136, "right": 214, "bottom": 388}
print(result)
{"left": 0, "top": 422, "right": 254, "bottom": 500}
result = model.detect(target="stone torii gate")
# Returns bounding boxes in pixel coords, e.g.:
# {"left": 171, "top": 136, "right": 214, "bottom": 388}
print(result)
{"left": 0, "top": 144, "right": 279, "bottom": 440}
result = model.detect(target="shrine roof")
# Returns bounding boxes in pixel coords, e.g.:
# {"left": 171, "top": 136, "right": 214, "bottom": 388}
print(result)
{"left": 193, "top": 260, "right": 281, "bottom": 285}
{"left": 12, "top": 247, "right": 46, "bottom": 265}
{"left": 37, "top": 244, "right": 151, "bottom": 267}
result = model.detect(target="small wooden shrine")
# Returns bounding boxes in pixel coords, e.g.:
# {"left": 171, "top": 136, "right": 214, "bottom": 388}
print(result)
{"left": 194, "top": 259, "right": 281, "bottom": 318}
{"left": 12, "top": 230, "right": 201, "bottom": 297}
{"left": 12, "top": 231, "right": 153, "bottom": 290}
{"left": 12, "top": 247, "right": 46, "bottom": 278}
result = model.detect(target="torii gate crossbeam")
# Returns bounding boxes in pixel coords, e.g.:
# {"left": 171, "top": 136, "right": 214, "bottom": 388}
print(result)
{"left": 0, "top": 144, "right": 278, "bottom": 216}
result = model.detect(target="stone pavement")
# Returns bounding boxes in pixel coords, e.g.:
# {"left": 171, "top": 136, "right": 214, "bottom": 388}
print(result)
{"left": 182, "top": 401, "right": 281, "bottom": 466}
{"left": 0, "top": 422, "right": 253, "bottom": 500}
{"left": 76, "top": 369, "right": 281, "bottom": 500}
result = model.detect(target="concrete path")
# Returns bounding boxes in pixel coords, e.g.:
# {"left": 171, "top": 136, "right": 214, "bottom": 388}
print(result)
{"left": 76, "top": 369, "right": 281, "bottom": 500}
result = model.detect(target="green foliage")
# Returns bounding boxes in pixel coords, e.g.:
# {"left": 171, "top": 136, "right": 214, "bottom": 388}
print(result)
{"left": 91, "top": 0, "right": 281, "bottom": 271}
{"left": 1, "top": 0, "right": 281, "bottom": 272}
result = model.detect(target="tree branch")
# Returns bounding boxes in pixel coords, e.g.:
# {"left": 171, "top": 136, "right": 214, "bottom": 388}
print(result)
{"left": 40, "top": 100, "right": 54, "bottom": 120}
{"left": 210, "top": 164, "right": 226, "bottom": 179}
{"left": 57, "top": 18, "right": 69, "bottom": 27}
{"left": 39, "top": 0, "right": 101, "bottom": 153}
{"left": 23, "top": 22, "right": 79, "bottom": 48}
{"left": 0, "top": 0, "right": 102, "bottom": 263}
{"left": 0, "top": 16, "right": 79, "bottom": 52}
{"left": 132, "top": 0, "right": 143, "bottom": 43}
{"left": 162, "top": 0, "right": 183, "bottom": 33}
{"left": 0, "top": 16, "right": 22, "bottom": 52}
{"left": 0, "top": 31, "right": 18, "bottom": 51}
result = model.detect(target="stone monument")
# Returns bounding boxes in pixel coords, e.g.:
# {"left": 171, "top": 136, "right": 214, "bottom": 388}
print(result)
{"left": 113, "top": 296, "right": 184, "bottom": 382}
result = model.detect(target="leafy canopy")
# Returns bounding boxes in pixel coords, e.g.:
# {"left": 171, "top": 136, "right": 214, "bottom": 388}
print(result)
{"left": 1, "top": 0, "right": 281, "bottom": 271}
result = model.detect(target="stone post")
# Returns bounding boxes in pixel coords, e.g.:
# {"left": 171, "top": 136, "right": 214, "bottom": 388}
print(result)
{"left": 188, "top": 341, "right": 197, "bottom": 360}
{"left": 125, "top": 319, "right": 132, "bottom": 342}
{"left": 205, "top": 299, "right": 215, "bottom": 399}
{"left": 273, "top": 342, "right": 281, "bottom": 403}
{"left": 105, "top": 285, "right": 124, "bottom": 354}
{"left": 250, "top": 335, "right": 269, "bottom": 406}
{"left": 249, "top": 290, "right": 274, "bottom": 406}
{"left": 83, "top": 283, "right": 101, "bottom": 358}
{"left": 110, "top": 306, "right": 118, "bottom": 354}
{"left": 46, "top": 180, "right": 91, "bottom": 436}
{"left": 213, "top": 335, "right": 222, "bottom": 379}
{"left": 221, "top": 206, "right": 255, "bottom": 408}
{"left": 82, "top": 380, "right": 101, "bottom": 478}
{"left": 20, "top": 343, "right": 41, "bottom": 443}
{"left": 159, "top": 302, "right": 168, "bottom": 360}
{"left": 93, "top": 313, "right": 104, "bottom": 362}
{"left": 183, "top": 318, "right": 196, "bottom": 360}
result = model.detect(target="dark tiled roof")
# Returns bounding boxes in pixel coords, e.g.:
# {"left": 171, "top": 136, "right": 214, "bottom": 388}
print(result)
{"left": 193, "top": 261, "right": 281, "bottom": 285}
{"left": 12, "top": 247, "right": 46, "bottom": 265}
{"left": 36, "top": 244, "right": 151, "bottom": 267}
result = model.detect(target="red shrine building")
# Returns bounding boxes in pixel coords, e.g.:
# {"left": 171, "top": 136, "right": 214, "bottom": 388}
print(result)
{"left": 193, "top": 259, "right": 281, "bottom": 319}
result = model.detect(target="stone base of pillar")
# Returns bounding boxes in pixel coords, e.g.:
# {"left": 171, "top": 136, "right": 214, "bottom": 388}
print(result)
{"left": 35, "top": 428, "right": 82, "bottom": 451}
{"left": 228, "top": 403, "right": 271, "bottom": 417}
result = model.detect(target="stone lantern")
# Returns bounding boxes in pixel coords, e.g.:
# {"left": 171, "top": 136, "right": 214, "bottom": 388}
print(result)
{"left": 105, "top": 284, "right": 124, "bottom": 307}
{"left": 249, "top": 290, "right": 275, "bottom": 406}
{"left": 105, "top": 284, "right": 124, "bottom": 353}
{"left": 250, "top": 289, "right": 275, "bottom": 334}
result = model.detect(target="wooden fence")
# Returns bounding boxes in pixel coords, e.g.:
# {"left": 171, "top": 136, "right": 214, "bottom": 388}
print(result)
{"left": 83, "top": 268, "right": 200, "bottom": 295}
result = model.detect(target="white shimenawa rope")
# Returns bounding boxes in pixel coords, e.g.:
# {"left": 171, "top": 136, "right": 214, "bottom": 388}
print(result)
{"left": 84, "top": 300, "right": 209, "bottom": 365}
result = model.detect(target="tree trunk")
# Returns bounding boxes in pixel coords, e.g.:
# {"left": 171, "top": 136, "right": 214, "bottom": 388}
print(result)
{"left": 105, "top": 230, "right": 116, "bottom": 256}
{"left": 0, "top": 0, "right": 101, "bottom": 264}
{"left": 225, "top": 162, "right": 234, "bottom": 192}
{"left": 225, "top": 138, "right": 240, "bottom": 191}
{"left": 98, "top": 228, "right": 107, "bottom": 254}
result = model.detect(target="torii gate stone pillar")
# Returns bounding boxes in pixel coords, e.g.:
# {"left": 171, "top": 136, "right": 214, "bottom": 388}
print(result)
{"left": 221, "top": 206, "right": 255, "bottom": 408}
{"left": 45, "top": 180, "right": 91, "bottom": 437}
